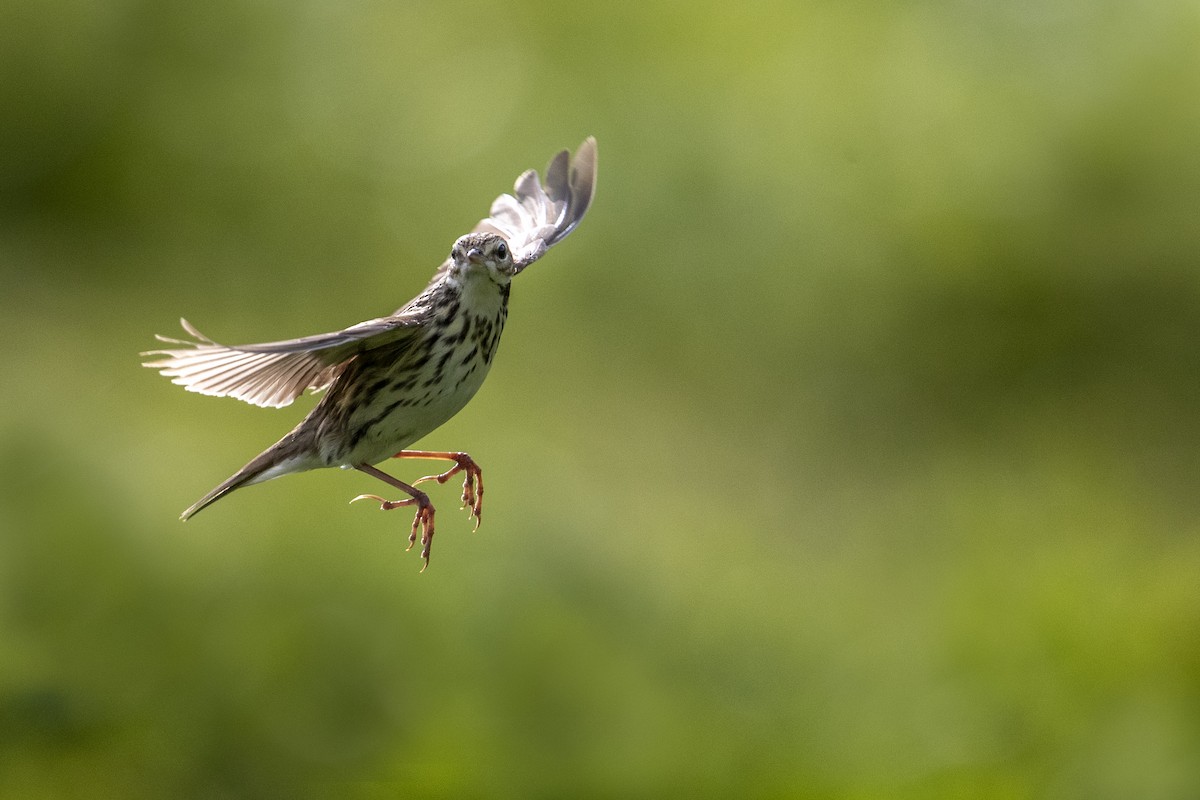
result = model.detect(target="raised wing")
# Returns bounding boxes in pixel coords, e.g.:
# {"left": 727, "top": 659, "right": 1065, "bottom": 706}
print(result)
{"left": 141, "top": 314, "right": 423, "bottom": 408}
{"left": 474, "top": 136, "right": 597, "bottom": 273}
{"left": 144, "top": 139, "right": 596, "bottom": 408}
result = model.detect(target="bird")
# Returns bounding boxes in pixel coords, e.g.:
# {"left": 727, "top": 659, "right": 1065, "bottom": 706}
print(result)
{"left": 142, "top": 137, "right": 597, "bottom": 569}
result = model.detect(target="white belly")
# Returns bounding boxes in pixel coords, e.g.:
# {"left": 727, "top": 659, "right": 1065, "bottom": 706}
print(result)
{"left": 348, "top": 340, "right": 494, "bottom": 465}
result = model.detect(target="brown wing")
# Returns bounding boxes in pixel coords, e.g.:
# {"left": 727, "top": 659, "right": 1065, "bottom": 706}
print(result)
{"left": 141, "top": 313, "right": 424, "bottom": 408}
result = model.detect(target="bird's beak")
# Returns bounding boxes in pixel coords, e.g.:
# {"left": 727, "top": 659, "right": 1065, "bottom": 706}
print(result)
{"left": 467, "top": 247, "right": 485, "bottom": 264}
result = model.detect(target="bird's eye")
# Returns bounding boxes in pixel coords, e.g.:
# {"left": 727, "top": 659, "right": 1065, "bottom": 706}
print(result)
{"left": 451, "top": 246, "right": 461, "bottom": 261}
{"left": 495, "top": 242, "right": 508, "bottom": 260}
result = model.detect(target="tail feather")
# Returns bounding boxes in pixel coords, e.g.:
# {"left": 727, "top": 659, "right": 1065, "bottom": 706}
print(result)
{"left": 181, "top": 469, "right": 256, "bottom": 520}
{"left": 181, "top": 436, "right": 315, "bottom": 520}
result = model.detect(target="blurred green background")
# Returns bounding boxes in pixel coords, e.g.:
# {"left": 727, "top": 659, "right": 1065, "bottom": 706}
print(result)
{"left": 3, "top": 0, "right": 1199, "bottom": 797}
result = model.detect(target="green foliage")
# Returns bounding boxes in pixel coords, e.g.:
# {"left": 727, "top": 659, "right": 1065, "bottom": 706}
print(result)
{"left": 2, "top": 0, "right": 1199, "bottom": 796}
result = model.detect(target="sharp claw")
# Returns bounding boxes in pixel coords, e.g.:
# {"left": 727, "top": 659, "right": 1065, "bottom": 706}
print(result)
{"left": 404, "top": 455, "right": 484, "bottom": 531}
{"left": 419, "top": 537, "right": 431, "bottom": 571}
{"left": 353, "top": 493, "right": 417, "bottom": 512}
{"left": 352, "top": 488, "right": 434, "bottom": 567}
{"left": 365, "top": 452, "right": 483, "bottom": 569}
{"left": 389, "top": 503, "right": 434, "bottom": 569}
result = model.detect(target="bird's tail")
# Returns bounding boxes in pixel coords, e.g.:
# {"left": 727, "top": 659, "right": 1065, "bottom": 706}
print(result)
{"left": 181, "top": 434, "right": 314, "bottom": 520}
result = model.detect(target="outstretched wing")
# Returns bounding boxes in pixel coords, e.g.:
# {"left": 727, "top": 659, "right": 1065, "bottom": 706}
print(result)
{"left": 473, "top": 136, "right": 598, "bottom": 273}
{"left": 144, "top": 138, "right": 596, "bottom": 408}
{"left": 141, "top": 314, "right": 423, "bottom": 408}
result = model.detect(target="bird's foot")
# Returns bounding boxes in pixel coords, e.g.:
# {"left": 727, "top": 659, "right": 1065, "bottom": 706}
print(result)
{"left": 351, "top": 493, "right": 436, "bottom": 571}
{"left": 411, "top": 452, "right": 484, "bottom": 531}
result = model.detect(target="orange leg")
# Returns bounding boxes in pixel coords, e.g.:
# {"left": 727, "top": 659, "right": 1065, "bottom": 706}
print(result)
{"left": 351, "top": 463, "right": 435, "bottom": 571}
{"left": 391, "top": 450, "right": 484, "bottom": 531}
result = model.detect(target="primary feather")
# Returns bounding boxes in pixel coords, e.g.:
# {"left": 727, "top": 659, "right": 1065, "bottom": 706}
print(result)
{"left": 142, "top": 315, "right": 424, "bottom": 408}
{"left": 143, "top": 137, "right": 598, "bottom": 408}
{"left": 140, "top": 138, "right": 597, "bottom": 558}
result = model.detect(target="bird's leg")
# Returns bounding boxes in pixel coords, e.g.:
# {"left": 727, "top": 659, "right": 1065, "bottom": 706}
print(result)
{"left": 392, "top": 450, "right": 484, "bottom": 530}
{"left": 351, "top": 463, "right": 435, "bottom": 571}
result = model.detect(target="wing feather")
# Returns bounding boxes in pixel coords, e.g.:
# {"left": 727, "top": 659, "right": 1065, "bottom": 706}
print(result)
{"left": 141, "top": 314, "right": 422, "bottom": 408}
{"left": 473, "top": 136, "right": 597, "bottom": 272}
{"left": 143, "top": 138, "right": 596, "bottom": 408}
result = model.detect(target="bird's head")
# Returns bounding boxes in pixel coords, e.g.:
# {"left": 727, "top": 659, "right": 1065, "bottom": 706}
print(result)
{"left": 449, "top": 232, "right": 516, "bottom": 285}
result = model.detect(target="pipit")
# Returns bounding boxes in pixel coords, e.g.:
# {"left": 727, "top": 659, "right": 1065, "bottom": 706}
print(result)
{"left": 143, "top": 138, "right": 597, "bottom": 569}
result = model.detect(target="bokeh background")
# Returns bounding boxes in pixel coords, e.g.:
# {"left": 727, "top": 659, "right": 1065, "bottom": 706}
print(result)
{"left": 3, "top": 1, "right": 1199, "bottom": 796}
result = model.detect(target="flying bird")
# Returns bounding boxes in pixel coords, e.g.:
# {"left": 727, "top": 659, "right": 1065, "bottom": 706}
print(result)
{"left": 143, "top": 138, "right": 597, "bottom": 569}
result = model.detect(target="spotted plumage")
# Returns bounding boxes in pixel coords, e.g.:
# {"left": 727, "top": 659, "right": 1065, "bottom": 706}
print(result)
{"left": 142, "top": 138, "right": 597, "bottom": 569}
